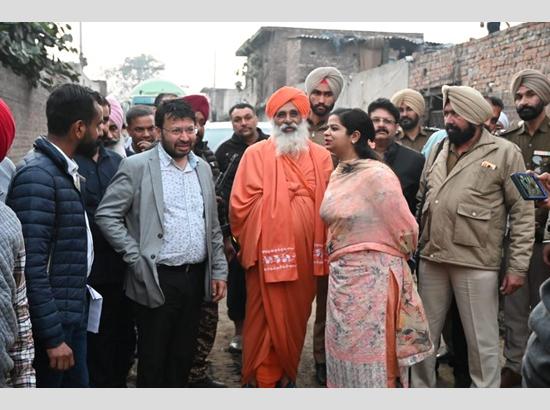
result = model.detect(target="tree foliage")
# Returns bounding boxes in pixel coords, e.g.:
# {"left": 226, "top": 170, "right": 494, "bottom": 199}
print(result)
{"left": 0, "top": 22, "right": 80, "bottom": 88}
{"left": 103, "top": 54, "right": 165, "bottom": 100}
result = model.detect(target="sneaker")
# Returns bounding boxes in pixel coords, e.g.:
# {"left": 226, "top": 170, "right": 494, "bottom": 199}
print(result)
{"left": 229, "top": 335, "right": 242, "bottom": 353}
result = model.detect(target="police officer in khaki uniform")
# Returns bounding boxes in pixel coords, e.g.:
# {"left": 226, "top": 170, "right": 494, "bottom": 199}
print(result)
{"left": 499, "top": 68, "right": 550, "bottom": 388}
{"left": 304, "top": 66, "right": 343, "bottom": 386}
{"left": 411, "top": 85, "right": 535, "bottom": 388}
{"left": 391, "top": 88, "right": 439, "bottom": 153}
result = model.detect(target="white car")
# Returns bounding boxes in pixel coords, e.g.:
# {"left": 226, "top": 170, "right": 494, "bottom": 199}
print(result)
{"left": 204, "top": 121, "right": 272, "bottom": 153}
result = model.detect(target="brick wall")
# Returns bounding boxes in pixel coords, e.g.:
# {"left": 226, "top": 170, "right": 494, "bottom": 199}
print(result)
{"left": 0, "top": 64, "right": 49, "bottom": 164}
{"left": 409, "top": 22, "right": 550, "bottom": 123}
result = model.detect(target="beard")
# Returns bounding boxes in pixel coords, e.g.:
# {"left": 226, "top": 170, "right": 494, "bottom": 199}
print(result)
{"left": 161, "top": 139, "right": 190, "bottom": 159}
{"left": 399, "top": 114, "right": 419, "bottom": 131}
{"left": 446, "top": 122, "right": 477, "bottom": 146}
{"left": 75, "top": 132, "right": 99, "bottom": 158}
{"left": 517, "top": 100, "right": 545, "bottom": 121}
{"left": 100, "top": 132, "right": 118, "bottom": 147}
{"left": 271, "top": 120, "right": 310, "bottom": 156}
{"left": 311, "top": 102, "right": 335, "bottom": 117}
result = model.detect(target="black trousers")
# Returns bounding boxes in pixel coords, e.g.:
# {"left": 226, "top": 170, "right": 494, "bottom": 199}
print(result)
{"left": 227, "top": 250, "right": 246, "bottom": 322}
{"left": 133, "top": 263, "right": 205, "bottom": 387}
{"left": 87, "top": 283, "right": 136, "bottom": 387}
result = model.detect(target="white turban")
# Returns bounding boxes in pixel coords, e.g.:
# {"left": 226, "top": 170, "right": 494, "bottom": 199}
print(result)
{"left": 511, "top": 69, "right": 550, "bottom": 105}
{"left": 442, "top": 85, "right": 493, "bottom": 125}
{"left": 305, "top": 67, "right": 344, "bottom": 99}
{"left": 391, "top": 88, "right": 425, "bottom": 116}
{"left": 497, "top": 112, "right": 510, "bottom": 130}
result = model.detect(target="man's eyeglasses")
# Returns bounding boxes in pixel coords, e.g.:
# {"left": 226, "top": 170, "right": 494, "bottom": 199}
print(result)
{"left": 163, "top": 127, "right": 198, "bottom": 136}
{"left": 371, "top": 117, "right": 396, "bottom": 126}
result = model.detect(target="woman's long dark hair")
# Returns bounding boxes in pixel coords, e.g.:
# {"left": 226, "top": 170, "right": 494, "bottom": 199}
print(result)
{"left": 330, "top": 108, "right": 378, "bottom": 160}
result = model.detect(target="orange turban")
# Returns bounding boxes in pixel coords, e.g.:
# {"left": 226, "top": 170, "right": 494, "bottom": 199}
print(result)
{"left": 265, "top": 86, "right": 310, "bottom": 119}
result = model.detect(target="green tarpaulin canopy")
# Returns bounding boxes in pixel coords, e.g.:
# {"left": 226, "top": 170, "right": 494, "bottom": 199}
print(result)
{"left": 130, "top": 79, "right": 185, "bottom": 97}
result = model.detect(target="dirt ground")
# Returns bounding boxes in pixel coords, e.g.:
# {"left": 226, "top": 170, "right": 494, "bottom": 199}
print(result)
{"left": 206, "top": 300, "right": 319, "bottom": 388}
{"left": 206, "top": 301, "right": 458, "bottom": 388}
{"left": 129, "top": 300, "right": 507, "bottom": 388}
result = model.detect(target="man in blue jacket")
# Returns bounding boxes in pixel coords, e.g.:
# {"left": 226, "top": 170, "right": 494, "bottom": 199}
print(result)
{"left": 7, "top": 83, "right": 103, "bottom": 387}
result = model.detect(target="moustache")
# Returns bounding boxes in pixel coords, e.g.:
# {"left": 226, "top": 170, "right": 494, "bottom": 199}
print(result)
{"left": 375, "top": 127, "right": 389, "bottom": 134}
{"left": 517, "top": 105, "right": 536, "bottom": 113}
{"left": 280, "top": 124, "right": 298, "bottom": 132}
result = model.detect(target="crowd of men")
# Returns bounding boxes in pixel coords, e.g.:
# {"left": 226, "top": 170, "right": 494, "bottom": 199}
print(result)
{"left": 0, "top": 62, "right": 549, "bottom": 388}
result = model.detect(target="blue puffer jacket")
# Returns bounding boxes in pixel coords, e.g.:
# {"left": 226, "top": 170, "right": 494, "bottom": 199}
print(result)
{"left": 6, "top": 136, "right": 89, "bottom": 349}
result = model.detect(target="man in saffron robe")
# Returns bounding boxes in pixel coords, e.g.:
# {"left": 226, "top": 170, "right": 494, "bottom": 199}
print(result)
{"left": 229, "top": 86, "right": 333, "bottom": 387}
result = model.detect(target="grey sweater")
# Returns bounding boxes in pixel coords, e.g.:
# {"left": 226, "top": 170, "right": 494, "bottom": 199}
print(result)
{"left": 0, "top": 158, "right": 15, "bottom": 203}
{"left": 522, "top": 277, "right": 550, "bottom": 387}
{"left": 0, "top": 201, "right": 22, "bottom": 386}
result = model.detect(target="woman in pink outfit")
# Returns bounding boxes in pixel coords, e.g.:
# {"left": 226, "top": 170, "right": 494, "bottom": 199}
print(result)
{"left": 320, "top": 108, "right": 433, "bottom": 388}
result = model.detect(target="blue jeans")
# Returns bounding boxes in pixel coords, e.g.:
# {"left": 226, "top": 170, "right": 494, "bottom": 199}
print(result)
{"left": 34, "top": 317, "right": 89, "bottom": 388}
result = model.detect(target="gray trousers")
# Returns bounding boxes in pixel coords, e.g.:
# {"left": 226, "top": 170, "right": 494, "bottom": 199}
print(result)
{"left": 411, "top": 260, "right": 500, "bottom": 388}
{"left": 503, "top": 243, "right": 550, "bottom": 373}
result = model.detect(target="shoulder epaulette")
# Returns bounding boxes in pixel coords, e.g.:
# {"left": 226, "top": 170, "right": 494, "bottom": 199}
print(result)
{"left": 499, "top": 121, "right": 523, "bottom": 137}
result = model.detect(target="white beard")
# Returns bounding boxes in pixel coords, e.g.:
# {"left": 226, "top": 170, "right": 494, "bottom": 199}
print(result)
{"left": 271, "top": 120, "right": 310, "bottom": 156}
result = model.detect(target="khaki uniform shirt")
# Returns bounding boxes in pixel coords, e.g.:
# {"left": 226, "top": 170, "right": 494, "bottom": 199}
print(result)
{"left": 501, "top": 116, "right": 550, "bottom": 242}
{"left": 308, "top": 118, "right": 337, "bottom": 167}
{"left": 397, "top": 127, "right": 438, "bottom": 153}
{"left": 418, "top": 129, "right": 535, "bottom": 276}
{"left": 308, "top": 118, "right": 328, "bottom": 146}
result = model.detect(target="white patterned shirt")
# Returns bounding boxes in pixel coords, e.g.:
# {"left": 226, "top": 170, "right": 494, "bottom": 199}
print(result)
{"left": 157, "top": 144, "right": 207, "bottom": 265}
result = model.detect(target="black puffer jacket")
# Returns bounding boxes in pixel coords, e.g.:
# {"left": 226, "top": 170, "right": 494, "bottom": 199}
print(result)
{"left": 7, "top": 136, "right": 89, "bottom": 349}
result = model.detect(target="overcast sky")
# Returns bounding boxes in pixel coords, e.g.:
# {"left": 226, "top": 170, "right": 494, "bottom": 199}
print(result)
{"left": 67, "top": 22, "right": 521, "bottom": 96}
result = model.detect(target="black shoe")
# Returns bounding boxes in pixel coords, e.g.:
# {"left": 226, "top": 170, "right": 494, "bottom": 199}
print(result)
{"left": 188, "top": 376, "right": 227, "bottom": 388}
{"left": 315, "top": 363, "right": 327, "bottom": 386}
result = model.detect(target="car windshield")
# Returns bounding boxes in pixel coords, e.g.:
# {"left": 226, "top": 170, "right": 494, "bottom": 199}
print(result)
{"left": 203, "top": 128, "right": 234, "bottom": 153}
{"left": 204, "top": 122, "right": 272, "bottom": 153}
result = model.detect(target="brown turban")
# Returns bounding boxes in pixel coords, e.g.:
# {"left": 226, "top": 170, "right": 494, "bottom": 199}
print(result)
{"left": 442, "top": 85, "right": 493, "bottom": 125}
{"left": 265, "top": 86, "right": 310, "bottom": 119}
{"left": 510, "top": 69, "right": 550, "bottom": 105}
{"left": 305, "top": 67, "right": 344, "bottom": 99}
{"left": 391, "top": 88, "right": 425, "bottom": 116}
{"left": 0, "top": 98, "right": 16, "bottom": 161}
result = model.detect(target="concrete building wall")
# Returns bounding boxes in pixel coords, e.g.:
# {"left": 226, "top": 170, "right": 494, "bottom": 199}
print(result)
{"left": 202, "top": 87, "right": 252, "bottom": 122}
{"left": 336, "top": 59, "right": 410, "bottom": 111}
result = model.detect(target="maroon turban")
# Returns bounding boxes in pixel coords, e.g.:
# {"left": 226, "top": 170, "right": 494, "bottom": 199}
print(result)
{"left": 182, "top": 94, "right": 210, "bottom": 121}
{"left": 0, "top": 98, "right": 16, "bottom": 161}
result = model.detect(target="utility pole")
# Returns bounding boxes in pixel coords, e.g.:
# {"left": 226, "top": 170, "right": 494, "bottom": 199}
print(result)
{"left": 212, "top": 50, "right": 217, "bottom": 121}
{"left": 79, "top": 22, "right": 87, "bottom": 68}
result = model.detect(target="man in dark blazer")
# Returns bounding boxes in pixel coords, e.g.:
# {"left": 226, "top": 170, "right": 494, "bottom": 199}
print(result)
{"left": 95, "top": 98, "right": 228, "bottom": 387}
{"left": 367, "top": 98, "right": 425, "bottom": 214}
{"left": 75, "top": 92, "right": 136, "bottom": 388}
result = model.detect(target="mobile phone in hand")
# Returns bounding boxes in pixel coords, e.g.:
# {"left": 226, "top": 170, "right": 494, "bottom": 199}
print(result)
{"left": 510, "top": 172, "right": 548, "bottom": 200}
